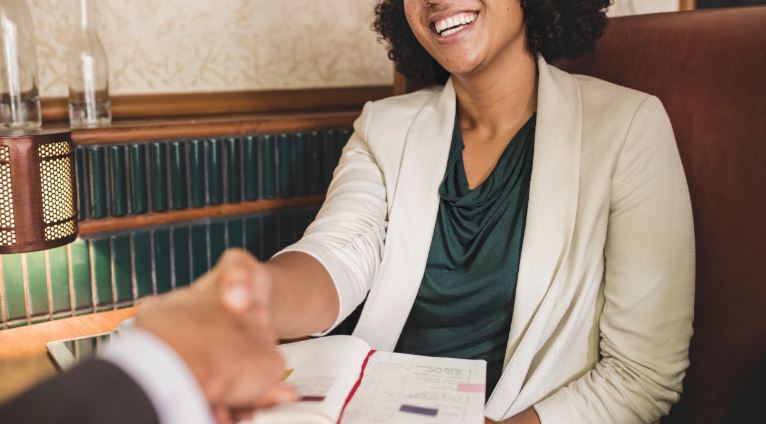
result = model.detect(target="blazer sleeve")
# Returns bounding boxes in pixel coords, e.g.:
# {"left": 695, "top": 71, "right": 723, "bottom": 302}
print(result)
{"left": 277, "top": 101, "right": 389, "bottom": 333}
{"left": 0, "top": 359, "right": 159, "bottom": 424}
{"left": 534, "top": 96, "right": 696, "bottom": 423}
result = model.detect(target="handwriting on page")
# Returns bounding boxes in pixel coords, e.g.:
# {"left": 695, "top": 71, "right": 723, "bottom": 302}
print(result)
{"left": 288, "top": 375, "right": 336, "bottom": 402}
{"left": 341, "top": 352, "right": 486, "bottom": 424}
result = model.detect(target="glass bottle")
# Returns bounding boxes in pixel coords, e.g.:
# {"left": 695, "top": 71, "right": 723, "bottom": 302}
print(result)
{"left": 0, "top": 0, "right": 42, "bottom": 129}
{"left": 68, "top": 0, "right": 111, "bottom": 128}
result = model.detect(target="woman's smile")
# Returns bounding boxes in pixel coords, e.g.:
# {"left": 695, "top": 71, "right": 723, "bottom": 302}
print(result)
{"left": 432, "top": 11, "right": 479, "bottom": 40}
{"left": 405, "top": 0, "right": 527, "bottom": 79}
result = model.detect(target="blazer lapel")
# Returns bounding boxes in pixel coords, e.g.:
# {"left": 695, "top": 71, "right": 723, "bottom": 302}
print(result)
{"left": 353, "top": 80, "right": 457, "bottom": 350}
{"left": 353, "top": 56, "right": 583, "bottom": 382}
{"left": 486, "top": 55, "right": 582, "bottom": 416}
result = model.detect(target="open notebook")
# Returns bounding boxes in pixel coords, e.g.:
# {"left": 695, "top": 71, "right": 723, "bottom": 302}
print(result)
{"left": 249, "top": 335, "right": 486, "bottom": 424}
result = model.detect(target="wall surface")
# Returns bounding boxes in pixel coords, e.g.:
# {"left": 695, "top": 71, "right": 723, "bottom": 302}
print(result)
{"left": 28, "top": 0, "right": 685, "bottom": 97}
{"left": 28, "top": 0, "right": 682, "bottom": 97}
{"left": 29, "top": 0, "right": 393, "bottom": 97}
{"left": 610, "top": 0, "right": 681, "bottom": 16}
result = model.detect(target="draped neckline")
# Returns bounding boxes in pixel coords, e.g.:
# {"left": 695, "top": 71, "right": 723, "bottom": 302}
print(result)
{"left": 440, "top": 112, "right": 537, "bottom": 211}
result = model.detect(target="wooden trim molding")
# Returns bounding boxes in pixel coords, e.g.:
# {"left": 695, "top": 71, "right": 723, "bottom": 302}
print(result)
{"left": 679, "top": 0, "right": 696, "bottom": 10}
{"left": 79, "top": 195, "right": 326, "bottom": 236}
{"left": 70, "top": 111, "right": 359, "bottom": 145}
{"left": 42, "top": 86, "right": 392, "bottom": 123}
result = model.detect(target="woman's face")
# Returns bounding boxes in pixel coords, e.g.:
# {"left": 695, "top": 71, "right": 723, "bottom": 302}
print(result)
{"left": 404, "top": 0, "right": 527, "bottom": 78}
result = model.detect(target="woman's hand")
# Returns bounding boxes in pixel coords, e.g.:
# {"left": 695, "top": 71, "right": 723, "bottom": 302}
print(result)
{"left": 201, "top": 247, "right": 336, "bottom": 339}
{"left": 485, "top": 407, "right": 541, "bottom": 424}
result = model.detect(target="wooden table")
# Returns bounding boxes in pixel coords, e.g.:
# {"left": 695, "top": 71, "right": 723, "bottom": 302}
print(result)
{"left": 0, "top": 308, "right": 136, "bottom": 402}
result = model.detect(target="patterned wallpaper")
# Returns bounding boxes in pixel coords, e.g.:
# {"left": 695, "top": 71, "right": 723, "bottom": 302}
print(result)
{"left": 28, "top": 0, "right": 393, "bottom": 97}
{"left": 27, "top": 0, "right": 680, "bottom": 97}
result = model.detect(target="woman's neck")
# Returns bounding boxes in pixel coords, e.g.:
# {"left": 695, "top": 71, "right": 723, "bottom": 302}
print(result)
{"left": 452, "top": 47, "right": 538, "bottom": 140}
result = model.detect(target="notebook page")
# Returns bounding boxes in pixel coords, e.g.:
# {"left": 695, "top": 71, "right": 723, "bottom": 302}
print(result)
{"left": 341, "top": 351, "right": 486, "bottom": 424}
{"left": 250, "top": 336, "right": 371, "bottom": 424}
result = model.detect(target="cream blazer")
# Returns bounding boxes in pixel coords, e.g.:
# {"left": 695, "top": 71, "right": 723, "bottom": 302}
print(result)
{"left": 280, "top": 55, "right": 695, "bottom": 423}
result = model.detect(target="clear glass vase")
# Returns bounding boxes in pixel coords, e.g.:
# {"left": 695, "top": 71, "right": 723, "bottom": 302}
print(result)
{"left": 68, "top": 0, "right": 111, "bottom": 128}
{"left": 0, "top": 0, "right": 42, "bottom": 130}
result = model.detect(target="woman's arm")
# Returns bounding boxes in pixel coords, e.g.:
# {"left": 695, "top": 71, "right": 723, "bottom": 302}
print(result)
{"left": 258, "top": 101, "right": 388, "bottom": 339}
{"left": 204, "top": 248, "right": 344, "bottom": 340}
{"left": 264, "top": 252, "right": 339, "bottom": 338}
{"left": 533, "top": 96, "right": 695, "bottom": 423}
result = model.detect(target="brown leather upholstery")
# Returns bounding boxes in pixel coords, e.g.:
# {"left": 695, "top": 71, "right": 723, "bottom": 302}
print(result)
{"left": 557, "top": 7, "right": 766, "bottom": 423}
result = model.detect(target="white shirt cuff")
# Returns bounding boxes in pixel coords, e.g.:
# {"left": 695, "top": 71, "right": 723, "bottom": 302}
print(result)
{"left": 100, "top": 327, "right": 215, "bottom": 424}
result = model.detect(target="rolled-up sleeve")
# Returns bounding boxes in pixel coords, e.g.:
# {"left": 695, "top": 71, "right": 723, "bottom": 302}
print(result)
{"left": 535, "top": 96, "right": 696, "bottom": 423}
{"left": 276, "top": 101, "right": 389, "bottom": 334}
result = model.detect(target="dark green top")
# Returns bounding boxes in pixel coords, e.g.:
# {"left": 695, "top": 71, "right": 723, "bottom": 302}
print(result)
{"left": 395, "top": 113, "right": 536, "bottom": 395}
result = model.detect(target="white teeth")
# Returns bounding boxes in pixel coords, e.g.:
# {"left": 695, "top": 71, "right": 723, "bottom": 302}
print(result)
{"left": 441, "top": 27, "right": 462, "bottom": 37}
{"left": 435, "top": 12, "right": 477, "bottom": 35}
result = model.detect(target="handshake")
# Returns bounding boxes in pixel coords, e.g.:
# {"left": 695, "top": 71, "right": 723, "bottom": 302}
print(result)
{"left": 1, "top": 248, "right": 339, "bottom": 424}
{"left": 134, "top": 248, "right": 299, "bottom": 423}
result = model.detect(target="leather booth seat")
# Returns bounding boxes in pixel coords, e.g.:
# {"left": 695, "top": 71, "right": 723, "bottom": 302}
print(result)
{"left": 558, "top": 6, "right": 766, "bottom": 423}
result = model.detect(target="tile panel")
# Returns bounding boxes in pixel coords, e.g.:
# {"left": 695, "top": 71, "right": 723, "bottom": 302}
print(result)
{"left": 0, "top": 126, "right": 349, "bottom": 328}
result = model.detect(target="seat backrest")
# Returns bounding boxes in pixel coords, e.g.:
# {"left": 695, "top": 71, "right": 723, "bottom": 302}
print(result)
{"left": 557, "top": 7, "right": 766, "bottom": 423}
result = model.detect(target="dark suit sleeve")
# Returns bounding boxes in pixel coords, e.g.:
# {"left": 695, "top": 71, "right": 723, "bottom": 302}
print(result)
{"left": 0, "top": 359, "right": 160, "bottom": 424}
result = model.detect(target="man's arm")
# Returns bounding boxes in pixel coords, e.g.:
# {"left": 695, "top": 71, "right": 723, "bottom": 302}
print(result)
{"left": 0, "top": 358, "right": 160, "bottom": 424}
{"left": 0, "top": 250, "right": 296, "bottom": 424}
{"left": 100, "top": 327, "right": 218, "bottom": 424}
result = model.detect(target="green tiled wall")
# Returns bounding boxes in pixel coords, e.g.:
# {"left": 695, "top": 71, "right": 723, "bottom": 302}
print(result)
{"left": 0, "top": 208, "right": 318, "bottom": 329}
{"left": 0, "top": 127, "right": 350, "bottom": 329}
{"left": 76, "top": 129, "right": 351, "bottom": 221}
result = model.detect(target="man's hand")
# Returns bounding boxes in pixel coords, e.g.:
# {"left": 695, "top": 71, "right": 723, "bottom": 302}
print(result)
{"left": 134, "top": 249, "right": 293, "bottom": 423}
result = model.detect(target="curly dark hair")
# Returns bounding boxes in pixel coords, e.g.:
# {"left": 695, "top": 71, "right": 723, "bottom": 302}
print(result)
{"left": 373, "top": 0, "right": 612, "bottom": 87}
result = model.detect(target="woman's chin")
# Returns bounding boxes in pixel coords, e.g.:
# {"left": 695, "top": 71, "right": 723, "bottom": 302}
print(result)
{"left": 440, "top": 60, "right": 485, "bottom": 80}
{"left": 432, "top": 48, "right": 483, "bottom": 75}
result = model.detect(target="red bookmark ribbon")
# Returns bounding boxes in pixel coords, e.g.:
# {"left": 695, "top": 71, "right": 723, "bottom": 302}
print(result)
{"left": 336, "top": 349, "right": 376, "bottom": 424}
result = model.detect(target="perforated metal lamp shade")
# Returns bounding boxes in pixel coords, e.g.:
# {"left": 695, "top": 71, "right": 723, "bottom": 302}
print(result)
{"left": 0, "top": 130, "right": 78, "bottom": 254}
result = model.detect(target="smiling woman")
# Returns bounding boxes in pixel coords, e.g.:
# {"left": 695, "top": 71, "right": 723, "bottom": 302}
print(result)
{"left": 220, "top": 1, "right": 695, "bottom": 424}
{"left": 374, "top": 0, "right": 610, "bottom": 87}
